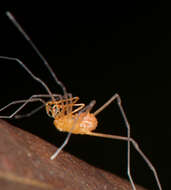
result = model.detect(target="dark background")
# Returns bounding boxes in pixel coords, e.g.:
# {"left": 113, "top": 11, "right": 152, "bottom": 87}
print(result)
{"left": 0, "top": 2, "right": 170, "bottom": 190}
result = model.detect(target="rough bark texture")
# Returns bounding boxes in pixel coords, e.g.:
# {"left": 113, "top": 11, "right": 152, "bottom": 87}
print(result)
{"left": 0, "top": 119, "right": 147, "bottom": 190}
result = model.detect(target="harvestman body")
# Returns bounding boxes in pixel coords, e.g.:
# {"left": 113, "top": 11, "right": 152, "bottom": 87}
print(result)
{"left": 0, "top": 12, "right": 162, "bottom": 190}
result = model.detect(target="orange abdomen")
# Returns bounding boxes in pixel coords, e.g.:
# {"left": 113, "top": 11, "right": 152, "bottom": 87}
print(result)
{"left": 53, "top": 112, "right": 98, "bottom": 134}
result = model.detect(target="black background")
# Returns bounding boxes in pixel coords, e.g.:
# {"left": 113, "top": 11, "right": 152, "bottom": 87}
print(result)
{"left": 0, "top": 2, "right": 170, "bottom": 190}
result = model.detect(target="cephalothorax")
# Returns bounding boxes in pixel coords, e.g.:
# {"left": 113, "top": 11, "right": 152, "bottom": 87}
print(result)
{"left": 46, "top": 97, "right": 97, "bottom": 134}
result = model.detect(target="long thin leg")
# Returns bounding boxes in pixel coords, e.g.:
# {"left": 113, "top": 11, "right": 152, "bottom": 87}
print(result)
{"left": 14, "top": 104, "right": 45, "bottom": 119}
{"left": 6, "top": 12, "right": 67, "bottom": 96}
{"left": 94, "top": 93, "right": 135, "bottom": 189}
{"left": 93, "top": 93, "right": 162, "bottom": 190}
{"left": 79, "top": 100, "right": 96, "bottom": 114}
{"left": 14, "top": 94, "right": 64, "bottom": 119}
{"left": 50, "top": 132, "right": 72, "bottom": 160}
{"left": 87, "top": 132, "right": 162, "bottom": 190}
{"left": 0, "top": 94, "right": 63, "bottom": 119}
{"left": 0, "top": 98, "right": 43, "bottom": 113}
{"left": 0, "top": 95, "right": 47, "bottom": 119}
{"left": 117, "top": 95, "right": 134, "bottom": 189}
{"left": 0, "top": 56, "right": 54, "bottom": 100}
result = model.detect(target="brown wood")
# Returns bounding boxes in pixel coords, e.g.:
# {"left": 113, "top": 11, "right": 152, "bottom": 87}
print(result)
{"left": 0, "top": 119, "right": 147, "bottom": 190}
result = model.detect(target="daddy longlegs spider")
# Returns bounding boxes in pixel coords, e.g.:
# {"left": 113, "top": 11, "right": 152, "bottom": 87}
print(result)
{"left": 0, "top": 12, "right": 162, "bottom": 190}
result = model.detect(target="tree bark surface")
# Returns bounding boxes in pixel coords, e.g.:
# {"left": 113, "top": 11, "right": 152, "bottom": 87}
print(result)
{"left": 0, "top": 119, "right": 147, "bottom": 190}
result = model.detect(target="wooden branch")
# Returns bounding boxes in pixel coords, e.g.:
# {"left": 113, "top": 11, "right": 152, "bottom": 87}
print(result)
{"left": 0, "top": 119, "right": 147, "bottom": 190}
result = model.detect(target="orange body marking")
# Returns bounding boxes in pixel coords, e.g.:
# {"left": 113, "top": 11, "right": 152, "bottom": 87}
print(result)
{"left": 54, "top": 112, "right": 98, "bottom": 134}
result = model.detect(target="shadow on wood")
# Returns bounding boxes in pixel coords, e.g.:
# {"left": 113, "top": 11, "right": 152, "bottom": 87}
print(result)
{"left": 0, "top": 119, "right": 147, "bottom": 190}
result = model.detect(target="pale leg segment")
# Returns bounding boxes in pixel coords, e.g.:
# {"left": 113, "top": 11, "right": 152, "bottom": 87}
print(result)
{"left": 93, "top": 93, "right": 162, "bottom": 190}
{"left": 0, "top": 94, "right": 63, "bottom": 119}
{"left": 0, "top": 94, "right": 47, "bottom": 118}
{"left": 50, "top": 132, "right": 72, "bottom": 160}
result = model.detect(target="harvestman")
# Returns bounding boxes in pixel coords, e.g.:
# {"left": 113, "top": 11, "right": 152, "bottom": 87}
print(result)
{"left": 0, "top": 12, "right": 162, "bottom": 190}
